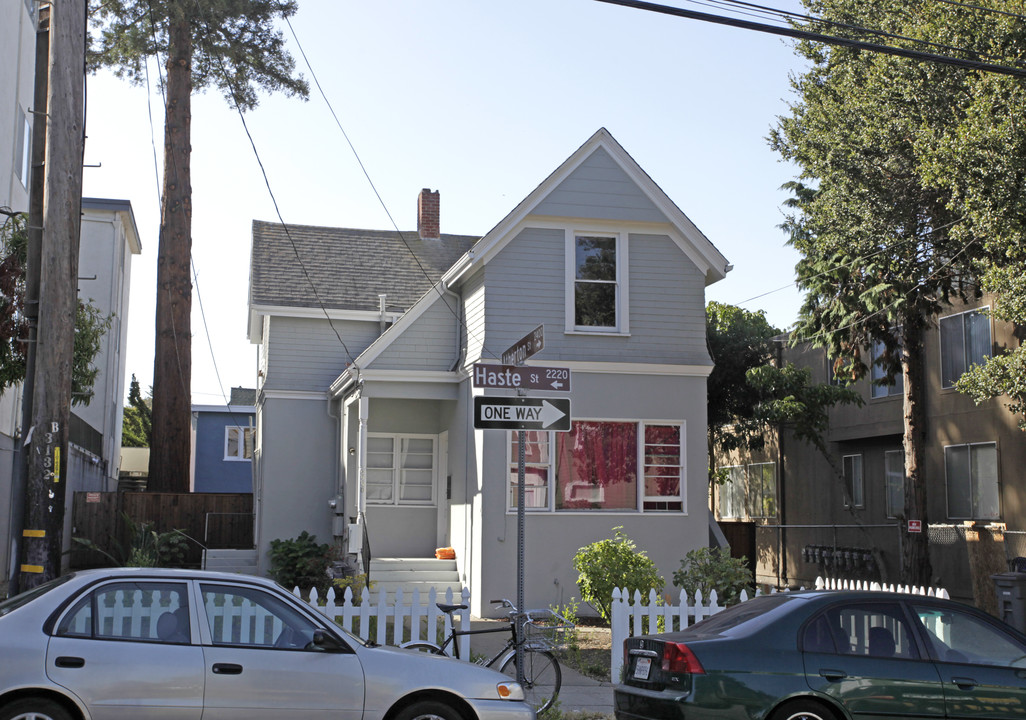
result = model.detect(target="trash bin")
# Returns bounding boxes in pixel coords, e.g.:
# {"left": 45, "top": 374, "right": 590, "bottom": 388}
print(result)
{"left": 991, "top": 572, "right": 1026, "bottom": 633}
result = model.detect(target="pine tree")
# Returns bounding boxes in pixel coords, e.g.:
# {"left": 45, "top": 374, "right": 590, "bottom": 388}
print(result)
{"left": 89, "top": 0, "right": 308, "bottom": 491}
{"left": 769, "top": 0, "right": 991, "bottom": 585}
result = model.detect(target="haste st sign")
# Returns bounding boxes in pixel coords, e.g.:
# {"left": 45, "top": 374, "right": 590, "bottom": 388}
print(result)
{"left": 472, "top": 363, "right": 571, "bottom": 392}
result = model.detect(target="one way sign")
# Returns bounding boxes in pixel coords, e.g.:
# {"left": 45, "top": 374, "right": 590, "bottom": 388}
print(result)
{"left": 474, "top": 397, "right": 572, "bottom": 431}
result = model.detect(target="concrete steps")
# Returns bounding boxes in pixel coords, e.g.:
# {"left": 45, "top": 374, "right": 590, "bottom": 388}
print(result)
{"left": 368, "top": 557, "right": 462, "bottom": 603}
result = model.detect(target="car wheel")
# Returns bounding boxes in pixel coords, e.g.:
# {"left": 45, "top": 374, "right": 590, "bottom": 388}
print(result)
{"left": 0, "top": 697, "right": 74, "bottom": 720}
{"left": 394, "top": 699, "right": 465, "bottom": 720}
{"left": 770, "top": 698, "right": 839, "bottom": 720}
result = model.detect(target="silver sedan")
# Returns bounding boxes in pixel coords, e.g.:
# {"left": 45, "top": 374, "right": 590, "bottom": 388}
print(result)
{"left": 0, "top": 567, "right": 534, "bottom": 720}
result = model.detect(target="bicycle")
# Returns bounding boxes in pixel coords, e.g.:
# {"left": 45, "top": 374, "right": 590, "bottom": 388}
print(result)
{"left": 402, "top": 598, "right": 571, "bottom": 713}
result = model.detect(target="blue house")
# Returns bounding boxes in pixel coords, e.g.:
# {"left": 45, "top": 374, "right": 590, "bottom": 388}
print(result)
{"left": 191, "top": 387, "right": 256, "bottom": 493}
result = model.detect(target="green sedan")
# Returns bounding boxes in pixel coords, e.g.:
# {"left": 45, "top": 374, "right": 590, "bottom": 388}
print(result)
{"left": 615, "top": 590, "right": 1026, "bottom": 720}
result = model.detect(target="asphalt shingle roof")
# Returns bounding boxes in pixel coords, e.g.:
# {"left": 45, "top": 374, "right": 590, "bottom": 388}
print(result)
{"left": 250, "top": 221, "right": 479, "bottom": 313}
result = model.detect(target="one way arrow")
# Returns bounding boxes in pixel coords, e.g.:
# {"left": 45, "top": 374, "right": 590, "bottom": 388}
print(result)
{"left": 539, "top": 400, "right": 568, "bottom": 428}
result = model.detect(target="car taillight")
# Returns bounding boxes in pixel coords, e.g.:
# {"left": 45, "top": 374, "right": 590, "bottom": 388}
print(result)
{"left": 662, "top": 642, "right": 705, "bottom": 675}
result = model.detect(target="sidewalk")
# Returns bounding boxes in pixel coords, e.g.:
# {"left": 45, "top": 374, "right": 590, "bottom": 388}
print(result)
{"left": 468, "top": 617, "right": 615, "bottom": 716}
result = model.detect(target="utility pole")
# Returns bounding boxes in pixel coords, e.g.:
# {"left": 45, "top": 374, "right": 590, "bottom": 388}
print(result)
{"left": 8, "top": 2, "right": 50, "bottom": 598}
{"left": 18, "top": 0, "right": 85, "bottom": 590}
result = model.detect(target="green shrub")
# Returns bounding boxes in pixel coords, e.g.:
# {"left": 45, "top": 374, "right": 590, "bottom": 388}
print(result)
{"left": 74, "top": 514, "right": 189, "bottom": 568}
{"left": 672, "top": 547, "right": 753, "bottom": 606}
{"left": 268, "top": 531, "right": 331, "bottom": 594}
{"left": 332, "top": 573, "right": 372, "bottom": 604}
{"left": 573, "top": 526, "right": 664, "bottom": 623}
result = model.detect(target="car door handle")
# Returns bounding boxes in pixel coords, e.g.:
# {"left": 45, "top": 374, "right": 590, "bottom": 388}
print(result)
{"left": 212, "top": 663, "right": 243, "bottom": 675}
{"left": 54, "top": 656, "right": 85, "bottom": 669}
{"left": 819, "top": 668, "right": 847, "bottom": 681}
{"left": 951, "top": 676, "right": 977, "bottom": 690}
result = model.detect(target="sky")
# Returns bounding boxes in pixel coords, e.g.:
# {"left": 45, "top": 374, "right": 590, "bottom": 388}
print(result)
{"left": 80, "top": 0, "right": 810, "bottom": 405}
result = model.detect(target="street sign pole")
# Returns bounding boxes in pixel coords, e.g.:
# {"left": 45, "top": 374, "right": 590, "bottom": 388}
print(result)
{"left": 516, "top": 428, "right": 526, "bottom": 686}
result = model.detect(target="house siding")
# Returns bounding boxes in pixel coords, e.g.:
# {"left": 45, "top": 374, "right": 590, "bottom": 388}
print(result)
{"left": 372, "top": 292, "right": 461, "bottom": 371}
{"left": 254, "top": 396, "right": 336, "bottom": 574}
{"left": 265, "top": 316, "right": 379, "bottom": 392}
{"left": 193, "top": 411, "right": 254, "bottom": 493}
{"left": 462, "top": 270, "right": 486, "bottom": 364}
{"left": 478, "top": 228, "right": 710, "bottom": 366}
{"left": 533, "top": 147, "right": 667, "bottom": 224}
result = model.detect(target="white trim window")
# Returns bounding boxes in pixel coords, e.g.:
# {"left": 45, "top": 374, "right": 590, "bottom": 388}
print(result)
{"left": 843, "top": 454, "right": 864, "bottom": 508}
{"left": 884, "top": 450, "right": 905, "bottom": 519}
{"left": 224, "top": 426, "right": 254, "bottom": 461}
{"left": 508, "top": 420, "right": 683, "bottom": 512}
{"left": 716, "top": 463, "right": 777, "bottom": 519}
{"left": 367, "top": 434, "right": 436, "bottom": 506}
{"left": 945, "top": 442, "right": 999, "bottom": 520}
{"left": 940, "top": 308, "right": 991, "bottom": 389}
{"left": 566, "top": 231, "right": 629, "bottom": 334}
{"left": 509, "top": 431, "right": 551, "bottom": 510}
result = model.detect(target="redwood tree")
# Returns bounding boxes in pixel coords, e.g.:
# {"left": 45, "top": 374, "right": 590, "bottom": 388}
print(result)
{"left": 89, "top": 0, "right": 308, "bottom": 491}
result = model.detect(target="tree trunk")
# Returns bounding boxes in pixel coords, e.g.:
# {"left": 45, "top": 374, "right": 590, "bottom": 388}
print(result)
{"left": 147, "top": 16, "right": 192, "bottom": 493}
{"left": 900, "top": 317, "right": 932, "bottom": 586}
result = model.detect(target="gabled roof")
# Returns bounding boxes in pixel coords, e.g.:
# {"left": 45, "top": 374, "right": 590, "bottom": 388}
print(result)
{"left": 248, "top": 221, "right": 477, "bottom": 337}
{"left": 442, "top": 128, "right": 730, "bottom": 287}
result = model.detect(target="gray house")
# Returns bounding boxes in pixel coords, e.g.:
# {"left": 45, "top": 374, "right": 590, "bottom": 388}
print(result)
{"left": 247, "top": 129, "right": 730, "bottom": 615}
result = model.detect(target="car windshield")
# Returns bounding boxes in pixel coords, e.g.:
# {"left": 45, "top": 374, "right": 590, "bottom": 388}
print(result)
{"left": 684, "top": 594, "right": 794, "bottom": 636}
{"left": 0, "top": 574, "right": 74, "bottom": 616}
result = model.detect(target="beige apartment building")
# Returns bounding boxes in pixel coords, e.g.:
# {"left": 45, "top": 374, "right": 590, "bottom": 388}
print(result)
{"left": 713, "top": 293, "right": 1024, "bottom": 607}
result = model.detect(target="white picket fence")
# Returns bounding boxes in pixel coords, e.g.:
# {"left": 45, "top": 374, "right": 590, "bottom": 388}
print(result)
{"left": 293, "top": 585, "right": 472, "bottom": 658}
{"left": 815, "top": 576, "right": 950, "bottom": 597}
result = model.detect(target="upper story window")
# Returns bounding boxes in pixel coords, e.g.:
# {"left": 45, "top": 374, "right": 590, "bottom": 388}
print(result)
{"left": 566, "top": 231, "right": 628, "bottom": 334}
{"left": 224, "top": 426, "right": 254, "bottom": 461}
{"left": 871, "top": 335, "right": 903, "bottom": 399}
{"left": 940, "top": 308, "right": 991, "bottom": 388}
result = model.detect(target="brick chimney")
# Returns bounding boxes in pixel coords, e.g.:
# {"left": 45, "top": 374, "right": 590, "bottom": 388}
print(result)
{"left": 418, "top": 188, "right": 440, "bottom": 240}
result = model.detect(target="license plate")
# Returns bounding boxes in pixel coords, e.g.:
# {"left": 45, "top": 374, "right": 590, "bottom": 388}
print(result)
{"left": 633, "top": 657, "right": 651, "bottom": 680}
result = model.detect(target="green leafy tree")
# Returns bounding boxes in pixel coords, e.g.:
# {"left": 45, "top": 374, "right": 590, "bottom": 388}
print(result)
{"left": 706, "top": 302, "right": 861, "bottom": 476}
{"left": 769, "top": 0, "right": 997, "bottom": 585}
{"left": 573, "top": 527, "right": 664, "bottom": 623}
{"left": 706, "top": 302, "right": 781, "bottom": 456}
{"left": 88, "top": 0, "right": 309, "bottom": 492}
{"left": 122, "top": 374, "right": 153, "bottom": 447}
{"left": 672, "top": 547, "right": 753, "bottom": 607}
{"left": 0, "top": 213, "right": 111, "bottom": 405}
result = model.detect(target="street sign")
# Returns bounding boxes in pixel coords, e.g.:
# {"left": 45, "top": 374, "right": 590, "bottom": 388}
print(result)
{"left": 908, "top": 520, "right": 923, "bottom": 533}
{"left": 472, "top": 363, "right": 571, "bottom": 392}
{"left": 474, "top": 396, "right": 571, "bottom": 431}
{"left": 502, "top": 325, "right": 544, "bottom": 366}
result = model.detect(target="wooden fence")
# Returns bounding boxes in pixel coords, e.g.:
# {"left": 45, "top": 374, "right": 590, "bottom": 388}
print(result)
{"left": 71, "top": 492, "right": 254, "bottom": 569}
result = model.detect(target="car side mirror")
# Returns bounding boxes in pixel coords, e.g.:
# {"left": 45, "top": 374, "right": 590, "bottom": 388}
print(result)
{"left": 312, "top": 629, "right": 344, "bottom": 652}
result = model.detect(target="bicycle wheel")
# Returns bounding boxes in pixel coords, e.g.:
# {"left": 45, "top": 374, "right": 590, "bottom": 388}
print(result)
{"left": 498, "top": 648, "right": 561, "bottom": 713}
{"left": 402, "top": 641, "right": 445, "bottom": 655}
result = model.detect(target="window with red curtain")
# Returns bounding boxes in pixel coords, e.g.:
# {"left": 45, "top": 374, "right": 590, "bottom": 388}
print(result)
{"left": 642, "top": 424, "right": 683, "bottom": 511}
{"left": 509, "top": 431, "right": 550, "bottom": 509}
{"left": 555, "top": 421, "right": 638, "bottom": 510}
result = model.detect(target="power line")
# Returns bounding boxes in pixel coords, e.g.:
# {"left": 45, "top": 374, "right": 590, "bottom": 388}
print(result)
{"left": 595, "top": 0, "right": 1026, "bottom": 77}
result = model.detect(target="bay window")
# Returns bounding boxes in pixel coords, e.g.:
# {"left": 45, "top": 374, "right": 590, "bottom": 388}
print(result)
{"left": 507, "top": 420, "right": 684, "bottom": 512}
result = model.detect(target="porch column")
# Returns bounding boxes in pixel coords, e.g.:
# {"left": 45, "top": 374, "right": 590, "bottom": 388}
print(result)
{"left": 357, "top": 395, "right": 369, "bottom": 517}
